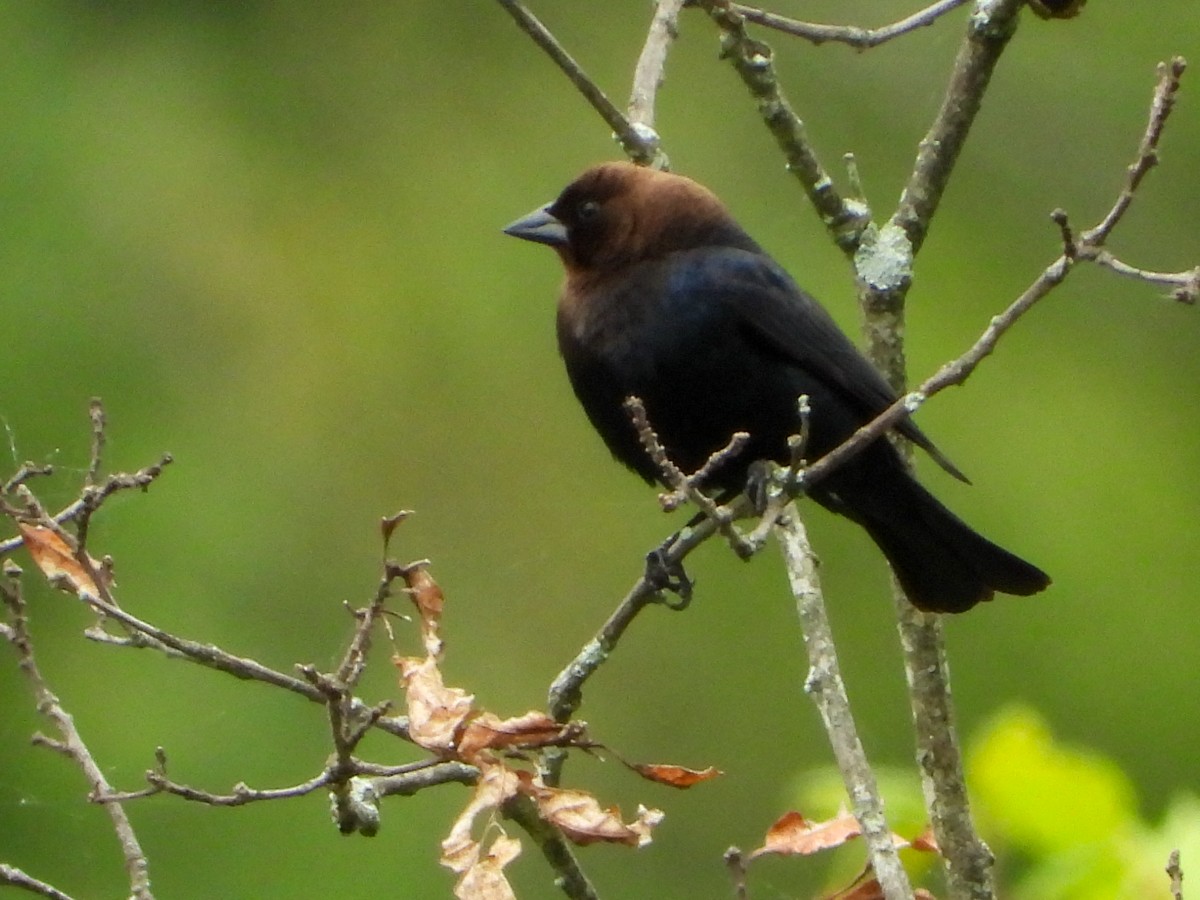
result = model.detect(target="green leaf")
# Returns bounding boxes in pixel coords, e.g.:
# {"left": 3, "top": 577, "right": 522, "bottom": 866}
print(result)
{"left": 967, "top": 705, "right": 1138, "bottom": 853}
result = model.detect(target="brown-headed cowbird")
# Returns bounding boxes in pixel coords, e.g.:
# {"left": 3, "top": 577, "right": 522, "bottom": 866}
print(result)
{"left": 504, "top": 162, "right": 1049, "bottom": 613}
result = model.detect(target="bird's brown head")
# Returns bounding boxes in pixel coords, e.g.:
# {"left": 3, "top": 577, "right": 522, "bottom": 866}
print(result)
{"left": 504, "top": 162, "right": 757, "bottom": 273}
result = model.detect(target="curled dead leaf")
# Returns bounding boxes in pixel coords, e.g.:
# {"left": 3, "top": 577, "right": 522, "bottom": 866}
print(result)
{"left": 380, "top": 510, "right": 412, "bottom": 550}
{"left": 402, "top": 563, "right": 444, "bottom": 657}
{"left": 628, "top": 762, "right": 723, "bottom": 789}
{"left": 452, "top": 834, "right": 521, "bottom": 900}
{"left": 442, "top": 764, "right": 522, "bottom": 874}
{"left": 752, "top": 810, "right": 907, "bottom": 860}
{"left": 456, "top": 711, "right": 578, "bottom": 763}
{"left": 910, "top": 825, "right": 940, "bottom": 854}
{"left": 397, "top": 654, "right": 475, "bottom": 754}
{"left": 520, "top": 776, "right": 663, "bottom": 848}
{"left": 755, "top": 810, "right": 858, "bottom": 858}
{"left": 18, "top": 523, "right": 109, "bottom": 601}
{"left": 442, "top": 765, "right": 523, "bottom": 900}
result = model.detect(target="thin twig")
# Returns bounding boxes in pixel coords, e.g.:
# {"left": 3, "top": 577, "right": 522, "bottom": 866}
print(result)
{"left": 624, "top": 396, "right": 753, "bottom": 555}
{"left": 891, "top": 0, "right": 1025, "bottom": 257}
{"left": 0, "top": 865, "right": 77, "bottom": 900}
{"left": 77, "top": 590, "right": 413, "bottom": 741}
{"left": 731, "top": 0, "right": 970, "bottom": 49}
{"left": 695, "top": 0, "right": 871, "bottom": 254}
{"left": 493, "top": 0, "right": 658, "bottom": 163}
{"left": 1085, "top": 58, "right": 1187, "bottom": 245}
{"left": 772, "top": 504, "right": 913, "bottom": 900}
{"left": 0, "top": 454, "right": 173, "bottom": 557}
{"left": 626, "top": 0, "right": 685, "bottom": 169}
{"left": 370, "top": 761, "right": 480, "bottom": 797}
{"left": 1, "top": 568, "right": 154, "bottom": 900}
{"left": 1092, "top": 253, "right": 1199, "bottom": 303}
{"left": 85, "top": 397, "right": 106, "bottom": 488}
{"left": 546, "top": 498, "right": 742, "bottom": 725}
{"left": 1, "top": 461, "right": 54, "bottom": 497}
{"left": 1167, "top": 849, "right": 1184, "bottom": 900}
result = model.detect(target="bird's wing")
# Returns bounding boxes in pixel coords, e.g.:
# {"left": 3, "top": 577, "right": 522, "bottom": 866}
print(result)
{"left": 666, "top": 246, "right": 969, "bottom": 483}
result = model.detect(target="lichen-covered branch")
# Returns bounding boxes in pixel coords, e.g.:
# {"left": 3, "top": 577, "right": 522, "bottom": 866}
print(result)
{"left": 773, "top": 505, "right": 914, "bottom": 900}
{"left": 626, "top": 0, "right": 686, "bottom": 169}
{"left": 695, "top": 0, "right": 872, "bottom": 254}
{"left": 891, "top": 0, "right": 1025, "bottom": 256}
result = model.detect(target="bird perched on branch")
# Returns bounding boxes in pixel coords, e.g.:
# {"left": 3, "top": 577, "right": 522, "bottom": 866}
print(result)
{"left": 504, "top": 161, "right": 1049, "bottom": 613}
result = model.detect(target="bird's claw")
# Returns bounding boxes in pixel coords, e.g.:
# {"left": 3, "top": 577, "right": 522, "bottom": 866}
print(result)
{"left": 745, "top": 460, "right": 775, "bottom": 515}
{"left": 644, "top": 547, "right": 693, "bottom": 609}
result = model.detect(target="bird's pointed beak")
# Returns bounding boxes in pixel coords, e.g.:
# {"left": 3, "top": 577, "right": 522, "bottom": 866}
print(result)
{"left": 503, "top": 203, "right": 568, "bottom": 247}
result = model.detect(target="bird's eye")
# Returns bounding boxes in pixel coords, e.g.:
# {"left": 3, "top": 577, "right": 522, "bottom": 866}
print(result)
{"left": 576, "top": 200, "right": 602, "bottom": 223}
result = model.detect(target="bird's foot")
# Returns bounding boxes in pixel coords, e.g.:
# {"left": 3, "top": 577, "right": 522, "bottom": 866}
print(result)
{"left": 644, "top": 544, "right": 693, "bottom": 609}
{"left": 745, "top": 460, "right": 776, "bottom": 516}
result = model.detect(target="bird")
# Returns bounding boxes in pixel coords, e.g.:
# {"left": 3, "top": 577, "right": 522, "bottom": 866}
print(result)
{"left": 503, "top": 161, "right": 1050, "bottom": 613}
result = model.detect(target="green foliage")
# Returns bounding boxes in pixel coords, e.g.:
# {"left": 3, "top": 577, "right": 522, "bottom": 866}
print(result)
{"left": 969, "top": 706, "right": 1198, "bottom": 899}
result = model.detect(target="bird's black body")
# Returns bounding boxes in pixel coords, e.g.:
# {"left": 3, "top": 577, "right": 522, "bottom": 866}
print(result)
{"left": 505, "top": 162, "right": 1049, "bottom": 613}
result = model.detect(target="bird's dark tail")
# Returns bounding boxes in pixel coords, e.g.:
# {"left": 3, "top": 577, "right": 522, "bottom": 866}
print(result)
{"left": 821, "top": 448, "right": 1051, "bottom": 614}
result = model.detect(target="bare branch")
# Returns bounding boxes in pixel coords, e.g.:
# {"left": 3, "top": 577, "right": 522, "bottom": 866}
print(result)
{"left": 731, "top": 0, "right": 970, "bottom": 49}
{"left": 893, "top": 596, "right": 995, "bottom": 898}
{"left": 624, "top": 396, "right": 753, "bottom": 555}
{"left": 545, "top": 495, "right": 745, "bottom": 725}
{"left": 84, "top": 397, "right": 106, "bottom": 488}
{"left": 1167, "top": 849, "right": 1184, "bottom": 900}
{"left": 1092, "top": 253, "right": 1199, "bottom": 303}
{"left": 504, "top": 794, "right": 600, "bottom": 900}
{"left": 891, "top": 0, "right": 1025, "bottom": 256}
{"left": 627, "top": 0, "right": 685, "bottom": 169}
{"left": 694, "top": 0, "right": 871, "bottom": 254}
{"left": 773, "top": 504, "right": 913, "bottom": 900}
{"left": 493, "top": 0, "right": 659, "bottom": 163}
{"left": 0, "top": 453, "right": 173, "bottom": 557}
{"left": 370, "top": 761, "right": 479, "bottom": 797}
{"left": 1, "top": 461, "right": 54, "bottom": 497}
{"left": 1, "top": 567, "right": 154, "bottom": 900}
{"left": 0, "top": 865, "right": 76, "bottom": 900}
{"left": 75, "top": 590, "right": 413, "bottom": 742}
{"left": 1084, "top": 57, "right": 1187, "bottom": 245}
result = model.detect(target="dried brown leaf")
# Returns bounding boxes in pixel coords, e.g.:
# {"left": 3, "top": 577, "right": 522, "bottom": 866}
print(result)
{"left": 452, "top": 834, "right": 521, "bottom": 900}
{"left": 18, "top": 523, "right": 108, "bottom": 600}
{"left": 380, "top": 510, "right": 412, "bottom": 550}
{"left": 910, "top": 824, "right": 940, "bottom": 854}
{"left": 402, "top": 563, "right": 444, "bottom": 656}
{"left": 456, "top": 711, "right": 575, "bottom": 763}
{"left": 397, "top": 654, "right": 475, "bottom": 753}
{"left": 752, "top": 810, "right": 906, "bottom": 859}
{"left": 442, "top": 764, "right": 521, "bottom": 874}
{"left": 628, "top": 762, "right": 723, "bottom": 789}
{"left": 521, "top": 777, "right": 663, "bottom": 848}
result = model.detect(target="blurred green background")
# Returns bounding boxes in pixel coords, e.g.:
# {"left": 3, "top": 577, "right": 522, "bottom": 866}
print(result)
{"left": 2, "top": 2, "right": 1198, "bottom": 898}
